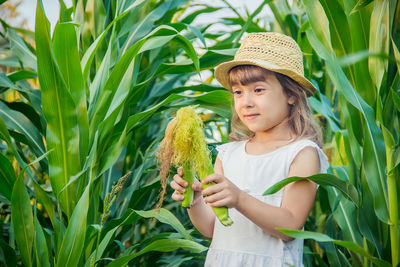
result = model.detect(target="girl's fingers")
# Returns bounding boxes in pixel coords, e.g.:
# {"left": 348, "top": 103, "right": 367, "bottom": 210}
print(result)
{"left": 202, "top": 174, "right": 223, "bottom": 185}
{"left": 204, "top": 191, "right": 226, "bottom": 206}
{"left": 173, "top": 174, "right": 188, "bottom": 188}
{"left": 202, "top": 183, "right": 223, "bottom": 197}
{"left": 170, "top": 180, "right": 185, "bottom": 193}
{"left": 177, "top": 166, "right": 183, "bottom": 176}
{"left": 192, "top": 179, "right": 203, "bottom": 191}
{"left": 171, "top": 191, "right": 184, "bottom": 201}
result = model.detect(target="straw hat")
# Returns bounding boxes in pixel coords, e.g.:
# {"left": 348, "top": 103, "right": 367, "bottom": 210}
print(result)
{"left": 214, "top": 32, "right": 316, "bottom": 96}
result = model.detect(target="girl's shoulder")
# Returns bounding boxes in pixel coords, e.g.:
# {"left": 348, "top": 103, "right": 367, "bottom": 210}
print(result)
{"left": 287, "top": 138, "right": 330, "bottom": 173}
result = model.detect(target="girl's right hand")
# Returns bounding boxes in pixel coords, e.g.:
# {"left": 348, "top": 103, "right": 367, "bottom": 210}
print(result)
{"left": 170, "top": 166, "right": 203, "bottom": 205}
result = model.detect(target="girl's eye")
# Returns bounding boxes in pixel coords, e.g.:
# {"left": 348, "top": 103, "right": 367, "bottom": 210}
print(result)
{"left": 255, "top": 88, "right": 265, "bottom": 93}
{"left": 233, "top": 90, "right": 242, "bottom": 95}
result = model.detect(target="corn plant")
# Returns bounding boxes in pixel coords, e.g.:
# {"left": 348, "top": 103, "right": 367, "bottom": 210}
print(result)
{"left": 0, "top": 0, "right": 235, "bottom": 266}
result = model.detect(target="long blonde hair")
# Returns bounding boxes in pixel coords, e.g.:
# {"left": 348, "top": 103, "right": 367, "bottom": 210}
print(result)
{"left": 227, "top": 65, "right": 322, "bottom": 147}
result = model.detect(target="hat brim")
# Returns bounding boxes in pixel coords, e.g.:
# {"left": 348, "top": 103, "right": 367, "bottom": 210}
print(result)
{"left": 214, "top": 59, "right": 316, "bottom": 97}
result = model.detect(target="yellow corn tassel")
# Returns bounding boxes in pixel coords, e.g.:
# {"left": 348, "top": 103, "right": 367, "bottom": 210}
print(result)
{"left": 157, "top": 106, "right": 233, "bottom": 226}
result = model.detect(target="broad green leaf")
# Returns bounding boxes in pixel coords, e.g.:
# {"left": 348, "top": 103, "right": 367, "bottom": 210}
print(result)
{"left": 135, "top": 209, "right": 192, "bottom": 240}
{"left": 0, "top": 72, "right": 20, "bottom": 90}
{"left": 53, "top": 22, "right": 89, "bottom": 163}
{"left": 263, "top": 173, "right": 359, "bottom": 205}
{"left": 277, "top": 229, "right": 391, "bottom": 267}
{"left": 171, "top": 34, "right": 201, "bottom": 75}
{"left": 302, "top": 0, "right": 333, "bottom": 54}
{"left": 0, "top": 101, "right": 45, "bottom": 158}
{"left": 343, "top": 0, "right": 374, "bottom": 105}
{"left": 56, "top": 182, "right": 90, "bottom": 267}
{"left": 319, "top": 0, "right": 356, "bottom": 86}
{"left": 11, "top": 177, "right": 34, "bottom": 267}
{"left": 0, "top": 153, "right": 16, "bottom": 200}
{"left": 7, "top": 29, "right": 37, "bottom": 71}
{"left": 35, "top": 0, "right": 81, "bottom": 218}
{"left": 7, "top": 70, "right": 37, "bottom": 82}
{"left": 138, "top": 35, "right": 176, "bottom": 54}
{"left": 107, "top": 239, "right": 207, "bottom": 267}
{"left": 368, "top": 0, "right": 389, "bottom": 91}
{"left": 34, "top": 215, "right": 50, "bottom": 267}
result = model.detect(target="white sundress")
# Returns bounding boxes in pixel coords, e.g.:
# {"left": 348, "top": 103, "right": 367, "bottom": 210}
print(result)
{"left": 204, "top": 139, "right": 330, "bottom": 267}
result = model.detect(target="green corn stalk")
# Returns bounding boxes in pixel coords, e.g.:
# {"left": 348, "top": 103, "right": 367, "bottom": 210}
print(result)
{"left": 157, "top": 106, "right": 233, "bottom": 226}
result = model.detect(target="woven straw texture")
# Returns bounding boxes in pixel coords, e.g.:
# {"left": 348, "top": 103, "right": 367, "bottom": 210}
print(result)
{"left": 214, "top": 32, "right": 316, "bottom": 96}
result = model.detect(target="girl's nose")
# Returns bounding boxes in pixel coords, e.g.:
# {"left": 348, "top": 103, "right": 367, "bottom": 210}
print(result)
{"left": 242, "top": 92, "right": 255, "bottom": 107}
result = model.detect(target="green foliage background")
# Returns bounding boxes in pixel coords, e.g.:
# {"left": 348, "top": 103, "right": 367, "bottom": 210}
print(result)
{"left": 0, "top": 0, "right": 399, "bottom": 266}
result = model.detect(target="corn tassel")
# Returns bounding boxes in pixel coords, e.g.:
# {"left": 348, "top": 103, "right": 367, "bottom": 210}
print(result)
{"left": 157, "top": 106, "right": 233, "bottom": 226}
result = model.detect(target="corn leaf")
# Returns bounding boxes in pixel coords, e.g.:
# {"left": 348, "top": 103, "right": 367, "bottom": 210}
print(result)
{"left": 302, "top": 0, "right": 333, "bottom": 54}
{"left": 56, "top": 182, "right": 90, "bottom": 267}
{"left": 108, "top": 239, "right": 207, "bottom": 267}
{"left": 7, "top": 29, "right": 37, "bottom": 71}
{"left": 263, "top": 173, "right": 359, "bottom": 206}
{"left": 0, "top": 153, "right": 16, "bottom": 200}
{"left": 35, "top": 0, "right": 81, "bottom": 218}
{"left": 53, "top": 22, "right": 89, "bottom": 163}
{"left": 34, "top": 215, "right": 50, "bottom": 267}
{"left": 277, "top": 229, "right": 391, "bottom": 267}
{"left": 0, "top": 101, "right": 45, "bottom": 158}
{"left": 368, "top": 0, "right": 389, "bottom": 91}
{"left": 135, "top": 209, "right": 192, "bottom": 240}
{"left": 11, "top": 177, "right": 34, "bottom": 267}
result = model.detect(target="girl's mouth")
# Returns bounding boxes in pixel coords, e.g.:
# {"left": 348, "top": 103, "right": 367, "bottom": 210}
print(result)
{"left": 244, "top": 114, "right": 259, "bottom": 120}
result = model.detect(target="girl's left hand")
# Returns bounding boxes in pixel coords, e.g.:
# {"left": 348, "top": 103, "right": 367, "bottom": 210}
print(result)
{"left": 201, "top": 174, "right": 242, "bottom": 208}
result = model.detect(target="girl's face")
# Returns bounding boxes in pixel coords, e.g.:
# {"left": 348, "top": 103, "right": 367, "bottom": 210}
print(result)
{"left": 232, "top": 72, "right": 294, "bottom": 134}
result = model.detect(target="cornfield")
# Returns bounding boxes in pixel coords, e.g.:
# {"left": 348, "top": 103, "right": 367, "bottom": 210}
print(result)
{"left": 0, "top": 0, "right": 398, "bottom": 266}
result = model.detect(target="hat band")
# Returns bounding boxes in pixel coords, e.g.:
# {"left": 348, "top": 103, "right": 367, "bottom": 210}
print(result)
{"left": 234, "top": 47, "right": 304, "bottom": 76}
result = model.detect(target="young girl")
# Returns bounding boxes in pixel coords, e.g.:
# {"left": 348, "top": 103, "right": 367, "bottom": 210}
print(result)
{"left": 169, "top": 32, "right": 329, "bottom": 266}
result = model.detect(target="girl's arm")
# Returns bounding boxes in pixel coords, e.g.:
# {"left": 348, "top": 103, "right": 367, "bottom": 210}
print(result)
{"left": 170, "top": 157, "right": 226, "bottom": 238}
{"left": 202, "top": 146, "right": 319, "bottom": 241}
